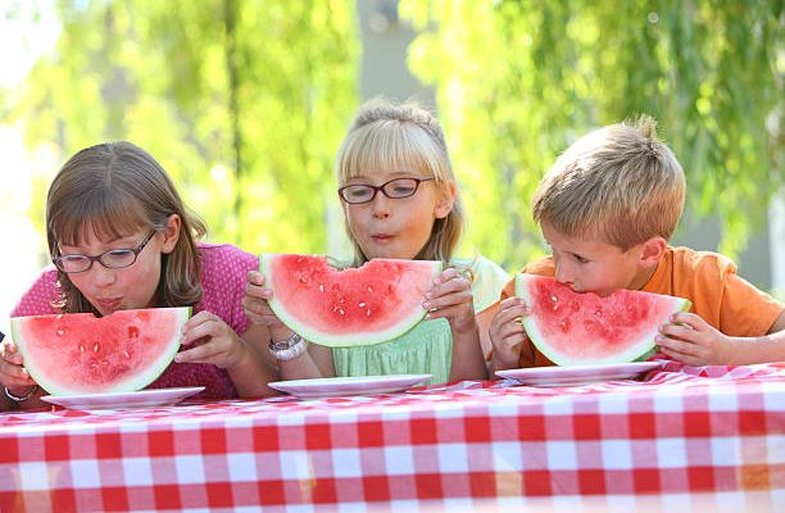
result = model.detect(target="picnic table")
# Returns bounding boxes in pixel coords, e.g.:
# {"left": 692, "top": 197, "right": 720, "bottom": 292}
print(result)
{"left": 1, "top": 361, "right": 784, "bottom": 512}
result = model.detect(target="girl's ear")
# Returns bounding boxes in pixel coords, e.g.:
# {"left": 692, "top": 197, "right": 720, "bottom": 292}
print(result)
{"left": 434, "top": 181, "right": 457, "bottom": 219}
{"left": 639, "top": 236, "right": 666, "bottom": 268}
{"left": 161, "top": 214, "right": 181, "bottom": 254}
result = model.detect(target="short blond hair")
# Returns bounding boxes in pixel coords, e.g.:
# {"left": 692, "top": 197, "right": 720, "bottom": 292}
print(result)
{"left": 335, "top": 99, "right": 464, "bottom": 264}
{"left": 532, "top": 116, "right": 685, "bottom": 250}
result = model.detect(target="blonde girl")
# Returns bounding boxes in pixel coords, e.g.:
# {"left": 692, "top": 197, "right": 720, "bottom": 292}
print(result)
{"left": 243, "top": 100, "right": 507, "bottom": 384}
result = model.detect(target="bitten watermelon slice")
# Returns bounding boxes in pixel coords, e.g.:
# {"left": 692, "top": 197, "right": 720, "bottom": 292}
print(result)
{"left": 515, "top": 274, "right": 691, "bottom": 366}
{"left": 10, "top": 307, "right": 189, "bottom": 395}
{"left": 261, "top": 254, "right": 442, "bottom": 347}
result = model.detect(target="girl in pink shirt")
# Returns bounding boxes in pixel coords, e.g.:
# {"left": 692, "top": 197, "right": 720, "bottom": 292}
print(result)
{"left": 0, "top": 141, "right": 276, "bottom": 410}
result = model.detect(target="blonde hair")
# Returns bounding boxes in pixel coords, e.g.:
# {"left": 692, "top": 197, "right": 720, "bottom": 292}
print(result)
{"left": 335, "top": 99, "right": 464, "bottom": 265}
{"left": 46, "top": 141, "right": 207, "bottom": 314}
{"left": 532, "top": 116, "right": 685, "bottom": 250}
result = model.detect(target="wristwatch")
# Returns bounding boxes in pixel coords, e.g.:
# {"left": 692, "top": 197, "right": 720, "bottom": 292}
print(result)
{"left": 4, "top": 385, "right": 38, "bottom": 402}
{"left": 268, "top": 332, "right": 307, "bottom": 361}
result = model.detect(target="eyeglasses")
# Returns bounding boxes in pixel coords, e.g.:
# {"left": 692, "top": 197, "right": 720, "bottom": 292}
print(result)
{"left": 53, "top": 230, "right": 157, "bottom": 274}
{"left": 338, "top": 177, "right": 435, "bottom": 204}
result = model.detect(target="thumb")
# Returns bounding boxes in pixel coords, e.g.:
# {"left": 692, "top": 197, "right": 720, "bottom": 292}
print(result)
{"left": 247, "top": 270, "right": 266, "bottom": 286}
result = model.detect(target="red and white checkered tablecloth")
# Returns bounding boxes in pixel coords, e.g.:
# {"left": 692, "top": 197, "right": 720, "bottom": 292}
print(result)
{"left": 1, "top": 362, "right": 785, "bottom": 512}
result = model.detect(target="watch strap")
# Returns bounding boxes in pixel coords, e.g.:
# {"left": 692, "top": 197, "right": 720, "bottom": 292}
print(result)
{"left": 268, "top": 332, "right": 307, "bottom": 361}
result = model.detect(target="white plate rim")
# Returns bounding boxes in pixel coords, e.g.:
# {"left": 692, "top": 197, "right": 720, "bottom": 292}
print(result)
{"left": 41, "top": 386, "right": 206, "bottom": 409}
{"left": 495, "top": 361, "right": 662, "bottom": 386}
{"left": 269, "top": 374, "right": 432, "bottom": 399}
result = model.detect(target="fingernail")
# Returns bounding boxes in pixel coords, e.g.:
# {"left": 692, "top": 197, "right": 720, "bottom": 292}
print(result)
{"left": 422, "top": 301, "right": 431, "bottom": 310}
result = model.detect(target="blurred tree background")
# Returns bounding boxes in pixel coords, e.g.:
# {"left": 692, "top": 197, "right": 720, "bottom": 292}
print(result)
{"left": 401, "top": 0, "right": 785, "bottom": 265}
{"left": 2, "top": 0, "right": 784, "bottom": 270}
{"left": 3, "top": 0, "right": 359, "bottom": 255}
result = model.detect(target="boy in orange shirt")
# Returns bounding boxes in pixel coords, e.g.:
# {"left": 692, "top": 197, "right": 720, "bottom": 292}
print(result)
{"left": 490, "top": 116, "right": 785, "bottom": 371}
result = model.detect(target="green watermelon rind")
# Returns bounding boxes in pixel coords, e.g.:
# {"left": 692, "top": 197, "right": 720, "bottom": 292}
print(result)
{"left": 10, "top": 307, "right": 191, "bottom": 396}
{"left": 515, "top": 274, "right": 691, "bottom": 366}
{"left": 260, "top": 254, "right": 443, "bottom": 348}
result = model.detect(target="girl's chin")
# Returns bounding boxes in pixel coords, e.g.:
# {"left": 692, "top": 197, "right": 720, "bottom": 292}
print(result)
{"left": 93, "top": 300, "right": 123, "bottom": 315}
{"left": 362, "top": 246, "right": 419, "bottom": 261}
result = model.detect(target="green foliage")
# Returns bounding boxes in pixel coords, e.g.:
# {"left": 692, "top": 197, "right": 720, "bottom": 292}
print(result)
{"left": 5, "top": 1, "right": 785, "bottom": 268}
{"left": 8, "top": 0, "right": 360, "bottom": 253}
{"left": 400, "top": 0, "right": 785, "bottom": 265}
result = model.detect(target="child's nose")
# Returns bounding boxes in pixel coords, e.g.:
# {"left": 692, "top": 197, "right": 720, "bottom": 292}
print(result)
{"left": 89, "top": 264, "right": 118, "bottom": 287}
{"left": 554, "top": 266, "right": 573, "bottom": 286}
{"left": 370, "top": 193, "right": 392, "bottom": 218}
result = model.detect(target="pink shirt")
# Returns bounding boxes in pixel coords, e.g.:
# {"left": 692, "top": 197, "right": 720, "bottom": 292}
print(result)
{"left": 12, "top": 243, "right": 259, "bottom": 400}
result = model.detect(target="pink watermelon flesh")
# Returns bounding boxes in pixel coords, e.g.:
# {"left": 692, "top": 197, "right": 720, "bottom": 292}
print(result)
{"left": 515, "top": 274, "right": 691, "bottom": 366}
{"left": 261, "top": 254, "right": 442, "bottom": 347}
{"left": 11, "top": 307, "right": 189, "bottom": 395}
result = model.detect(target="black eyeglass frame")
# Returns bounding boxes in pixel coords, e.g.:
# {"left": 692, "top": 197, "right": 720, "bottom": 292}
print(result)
{"left": 52, "top": 230, "right": 157, "bottom": 274}
{"left": 337, "top": 176, "right": 436, "bottom": 205}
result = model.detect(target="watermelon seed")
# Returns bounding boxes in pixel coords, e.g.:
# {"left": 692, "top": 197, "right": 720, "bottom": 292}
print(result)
{"left": 366, "top": 309, "right": 372, "bottom": 317}
{"left": 358, "top": 301, "right": 366, "bottom": 308}
{"left": 299, "top": 276, "right": 309, "bottom": 284}
{"left": 123, "top": 350, "right": 130, "bottom": 359}
{"left": 319, "top": 284, "right": 325, "bottom": 293}
{"left": 93, "top": 343, "right": 100, "bottom": 353}
{"left": 366, "top": 286, "right": 374, "bottom": 293}
{"left": 333, "top": 306, "right": 345, "bottom": 316}
{"left": 56, "top": 327, "right": 66, "bottom": 337}
{"left": 79, "top": 345, "right": 85, "bottom": 353}
{"left": 550, "top": 295, "right": 558, "bottom": 303}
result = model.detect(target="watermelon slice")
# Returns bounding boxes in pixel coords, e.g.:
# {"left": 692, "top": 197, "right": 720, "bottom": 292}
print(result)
{"left": 10, "top": 307, "right": 190, "bottom": 395}
{"left": 261, "top": 254, "right": 442, "bottom": 347}
{"left": 515, "top": 274, "right": 691, "bottom": 366}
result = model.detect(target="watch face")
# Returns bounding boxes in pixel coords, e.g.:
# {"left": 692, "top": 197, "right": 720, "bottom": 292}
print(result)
{"left": 268, "top": 332, "right": 307, "bottom": 361}
{"left": 269, "top": 333, "right": 303, "bottom": 351}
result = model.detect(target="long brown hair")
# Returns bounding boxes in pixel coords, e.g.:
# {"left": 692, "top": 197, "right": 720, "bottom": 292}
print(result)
{"left": 335, "top": 99, "right": 464, "bottom": 265}
{"left": 46, "top": 141, "right": 207, "bottom": 314}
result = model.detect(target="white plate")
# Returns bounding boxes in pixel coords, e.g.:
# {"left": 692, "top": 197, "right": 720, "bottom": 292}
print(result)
{"left": 41, "top": 386, "right": 205, "bottom": 410}
{"left": 495, "top": 361, "right": 662, "bottom": 387}
{"left": 269, "top": 374, "right": 432, "bottom": 399}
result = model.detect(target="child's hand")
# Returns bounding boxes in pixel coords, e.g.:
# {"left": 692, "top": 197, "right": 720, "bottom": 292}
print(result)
{"left": 656, "top": 312, "right": 733, "bottom": 366}
{"left": 489, "top": 297, "right": 531, "bottom": 370}
{"left": 242, "top": 270, "right": 292, "bottom": 340}
{"left": 176, "top": 311, "right": 250, "bottom": 370}
{"left": 0, "top": 337, "right": 38, "bottom": 395}
{"left": 423, "top": 267, "right": 476, "bottom": 333}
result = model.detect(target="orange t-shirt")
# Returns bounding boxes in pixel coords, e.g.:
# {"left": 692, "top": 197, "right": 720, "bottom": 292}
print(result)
{"left": 500, "top": 246, "right": 785, "bottom": 368}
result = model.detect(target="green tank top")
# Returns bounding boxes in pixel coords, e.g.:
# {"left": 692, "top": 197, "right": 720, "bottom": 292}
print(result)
{"left": 332, "top": 255, "right": 508, "bottom": 384}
